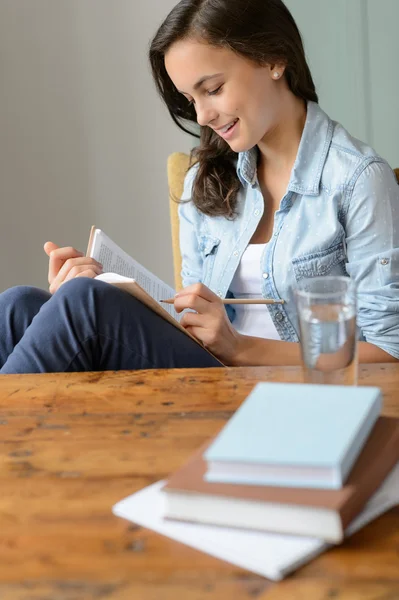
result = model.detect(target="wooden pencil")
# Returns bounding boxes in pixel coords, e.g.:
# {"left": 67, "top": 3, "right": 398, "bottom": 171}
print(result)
{"left": 160, "top": 298, "right": 285, "bottom": 305}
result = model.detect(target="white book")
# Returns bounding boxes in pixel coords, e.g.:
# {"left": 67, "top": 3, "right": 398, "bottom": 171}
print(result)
{"left": 112, "top": 463, "right": 399, "bottom": 582}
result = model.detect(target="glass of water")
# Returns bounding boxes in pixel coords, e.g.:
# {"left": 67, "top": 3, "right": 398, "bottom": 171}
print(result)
{"left": 294, "top": 276, "right": 358, "bottom": 385}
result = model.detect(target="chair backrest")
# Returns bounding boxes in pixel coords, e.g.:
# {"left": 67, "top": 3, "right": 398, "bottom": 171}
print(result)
{"left": 167, "top": 152, "right": 191, "bottom": 291}
{"left": 167, "top": 158, "right": 399, "bottom": 291}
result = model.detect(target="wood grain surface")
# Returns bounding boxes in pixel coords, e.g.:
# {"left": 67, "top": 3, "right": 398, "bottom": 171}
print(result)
{"left": 0, "top": 364, "right": 398, "bottom": 600}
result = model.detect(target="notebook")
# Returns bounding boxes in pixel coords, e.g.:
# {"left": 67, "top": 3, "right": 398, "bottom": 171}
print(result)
{"left": 112, "top": 463, "right": 399, "bottom": 582}
{"left": 204, "top": 382, "right": 382, "bottom": 488}
{"left": 162, "top": 417, "right": 399, "bottom": 542}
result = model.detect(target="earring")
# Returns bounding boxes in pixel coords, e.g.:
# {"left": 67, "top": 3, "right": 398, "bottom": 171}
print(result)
{"left": 273, "top": 72, "right": 280, "bottom": 79}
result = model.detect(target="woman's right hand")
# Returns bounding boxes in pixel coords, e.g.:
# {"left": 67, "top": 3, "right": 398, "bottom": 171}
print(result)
{"left": 44, "top": 241, "right": 103, "bottom": 294}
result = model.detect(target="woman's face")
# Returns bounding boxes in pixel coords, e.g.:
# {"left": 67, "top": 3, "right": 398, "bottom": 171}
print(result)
{"left": 165, "top": 38, "right": 287, "bottom": 152}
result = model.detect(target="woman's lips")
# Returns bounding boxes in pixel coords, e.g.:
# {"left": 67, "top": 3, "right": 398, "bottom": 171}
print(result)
{"left": 217, "top": 118, "right": 239, "bottom": 140}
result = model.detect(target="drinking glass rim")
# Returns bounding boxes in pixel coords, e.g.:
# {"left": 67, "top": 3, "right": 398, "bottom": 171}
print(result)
{"left": 295, "top": 275, "right": 356, "bottom": 300}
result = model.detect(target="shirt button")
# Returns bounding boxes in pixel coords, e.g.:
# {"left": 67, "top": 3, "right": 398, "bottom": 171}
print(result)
{"left": 218, "top": 291, "right": 223, "bottom": 297}
{"left": 233, "top": 250, "right": 239, "bottom": 257}
{"left": 275, "top": 312, "right": 284, "bottom": 322}
{"left": 254, "top": 209, "right": 260, "bottom": 217}
{"left": 380, "top": 258, "right": 390, "bottom": 266}
{"left": 262, "top": 272, "right": 269, "bottom": 279}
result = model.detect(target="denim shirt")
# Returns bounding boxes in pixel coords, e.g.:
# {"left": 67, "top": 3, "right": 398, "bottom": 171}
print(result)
{"left": 178, "top": 101, "right": 399, "bottom": 359}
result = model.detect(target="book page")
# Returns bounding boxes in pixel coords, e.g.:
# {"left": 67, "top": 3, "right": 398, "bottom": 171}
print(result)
{"left": 89, "top": 228, "right": 179, "bottom": 320}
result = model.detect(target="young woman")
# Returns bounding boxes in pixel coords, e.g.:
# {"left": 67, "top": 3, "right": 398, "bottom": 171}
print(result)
{"left": 1, "top": 0, "right": 398, "bottom": 374}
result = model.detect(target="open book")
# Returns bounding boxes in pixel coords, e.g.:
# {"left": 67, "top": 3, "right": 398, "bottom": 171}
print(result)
{"left": 86, "top": 227, "right": 223, "bottom": 364}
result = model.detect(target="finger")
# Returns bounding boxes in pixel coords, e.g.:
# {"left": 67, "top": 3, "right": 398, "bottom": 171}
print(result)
{"left": 44, "top": 241, "right": 61, "bottom": 285}
{"left": 185, "top": 324, "right": 220, "bottom": 350}
{"left": 74, "top": 269, "right": 102, "bottom": 278}
{"left": 52, "top": 268, "right": 102, "bottom": 294}
{"left": 63, "top": 265, "right": 103, "bottom": 283}
{"left": 180, "top": 311, "right": 204, "bottom": 329}
{"left": 180, "top": 313, "right": 220, "bottom": 347}
{"left": 176, "top": 283, "right": 219, "bottom": 303}
{"left": 47, "top": 246, "right": 84, "bottom": 284}
{"left": 43, "top": 241, "right": 59, "bottom": 256}
{"left": 54, "top": 257, "right": 103, "bottom": 285}
{"left": 174, "top": 293, "right": 214, "bottom": 314}
{"left": 50, "top": 259, "right": 102, "bottom": 293}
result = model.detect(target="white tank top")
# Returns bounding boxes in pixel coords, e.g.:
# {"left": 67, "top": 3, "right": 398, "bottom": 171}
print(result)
{"left": 229, "top": 244, "right": 281, "bottom": 340}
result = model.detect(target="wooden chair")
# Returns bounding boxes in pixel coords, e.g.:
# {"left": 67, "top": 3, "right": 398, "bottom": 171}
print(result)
{"left": 167, "top": 152, "right": 191, "bottom": 291}
{"left": 167, "top": 158, "right": 399, "bottom": 291}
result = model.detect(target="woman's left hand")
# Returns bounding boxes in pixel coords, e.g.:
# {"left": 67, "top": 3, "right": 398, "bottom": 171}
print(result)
{"left": 173, "top": 283, "right": 243, "bottom": 365}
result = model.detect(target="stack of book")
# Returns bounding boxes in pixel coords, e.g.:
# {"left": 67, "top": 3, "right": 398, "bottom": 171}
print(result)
{"left": 113, "top": 383, "right": 399, "bottom": 580}
{"left": 162, "top": 382, "right": 399, "bottom": 542}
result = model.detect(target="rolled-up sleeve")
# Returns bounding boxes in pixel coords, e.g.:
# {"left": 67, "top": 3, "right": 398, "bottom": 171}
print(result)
{"left": 345, "top": 160, "right": 399, "bottom": 358}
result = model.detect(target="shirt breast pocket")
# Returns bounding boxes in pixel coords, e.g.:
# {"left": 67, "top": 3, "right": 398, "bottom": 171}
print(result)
{"left": 292, "top": 241, "right": 347, "bottom": 282}
{"left": 200, "top": 235, "right": 221, "bottom": 286}
{"left": 376, "top": 249, "right": 399, "bottom": 287}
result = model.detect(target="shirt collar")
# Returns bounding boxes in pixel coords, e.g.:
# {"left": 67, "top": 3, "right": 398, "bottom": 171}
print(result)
{"left": 236, "top": 146, "right": 258, "bottom": 188}
{"left": 236, "top": 101, "right": 334, "bottom": 196}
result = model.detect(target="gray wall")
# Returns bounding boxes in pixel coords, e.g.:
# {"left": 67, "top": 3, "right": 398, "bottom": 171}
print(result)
{"left": 0, "top": 0, "right": 191, "bottom": 291}
{"left": 0, "top": 0, "right": 398, "bottom": 292}
{"left": 285, "top": 0, "right": 399, "bottom": 166}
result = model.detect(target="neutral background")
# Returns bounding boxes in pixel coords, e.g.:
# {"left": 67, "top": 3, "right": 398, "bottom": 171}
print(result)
{"left": 0, "top": 0, "right": 398, "bottom": 291}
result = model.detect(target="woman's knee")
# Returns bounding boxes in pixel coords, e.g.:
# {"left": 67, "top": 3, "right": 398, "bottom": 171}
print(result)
{"left": 50, "top": 277, "right": 134, "bottom": 338}
{"left": 53, "top": 276, "right": 142, "bottom": 323}
{"left": 54, "top": 277, "right": 111, "bottom": 302}
{"left": 52, "top": 278, "right": 122, "bottom": 316}
{"left": 0, "top": 285, "right": 50, "bottom": 310}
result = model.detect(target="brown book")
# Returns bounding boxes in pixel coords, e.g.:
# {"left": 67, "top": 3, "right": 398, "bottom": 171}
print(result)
{"left": 162, "top": 416, "right": 399, "bottom": 542}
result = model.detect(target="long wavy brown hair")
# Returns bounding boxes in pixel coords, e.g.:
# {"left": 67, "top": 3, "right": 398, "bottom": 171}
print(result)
{"left": 149, "top": 0, "right": 318, "bottom": 218}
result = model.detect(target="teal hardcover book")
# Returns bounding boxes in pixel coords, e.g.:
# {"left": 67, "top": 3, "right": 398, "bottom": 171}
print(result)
{"left": 204, "top": 383, "right": 382, "bottom": 488}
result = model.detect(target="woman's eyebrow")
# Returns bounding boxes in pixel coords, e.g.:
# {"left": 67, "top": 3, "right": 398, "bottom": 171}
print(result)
{"left": 178, "top": 73, "right": 223, "bottom": 94}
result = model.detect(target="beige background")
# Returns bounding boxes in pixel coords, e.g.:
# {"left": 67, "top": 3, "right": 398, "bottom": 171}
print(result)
{"left": 0, "top": 0, "right": 398, "bottom": 292}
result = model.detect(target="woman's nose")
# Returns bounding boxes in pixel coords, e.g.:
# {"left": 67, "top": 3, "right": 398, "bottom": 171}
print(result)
{"left": 195, "top": 101, "right": 217, "bottom": 127}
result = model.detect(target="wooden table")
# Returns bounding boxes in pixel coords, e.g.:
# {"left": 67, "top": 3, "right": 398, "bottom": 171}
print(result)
{"left": 0, "top": 364, "right": 398, "bottom": 600}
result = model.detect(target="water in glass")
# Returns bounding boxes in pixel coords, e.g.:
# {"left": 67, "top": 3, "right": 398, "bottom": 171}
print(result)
{"left": 298, "top": 302, "right": 357, "bottom": 385}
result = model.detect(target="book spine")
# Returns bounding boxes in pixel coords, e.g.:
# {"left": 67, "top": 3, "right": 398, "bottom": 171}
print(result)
{"left": 339, "top": 431, "right": 399, "bottom": 528}
{"left": 340, "top": 396, "right": 382, "bottom": 485}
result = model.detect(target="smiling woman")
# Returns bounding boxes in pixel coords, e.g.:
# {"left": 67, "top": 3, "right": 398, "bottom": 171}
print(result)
{"left": 150, "top": 0, "right": 317, "bottom": 218}
{"left": 0, "top": 0, "right": 398, "bottom": 374}
{"left": 148, "top": 0, "right": 399, "bottom": 365}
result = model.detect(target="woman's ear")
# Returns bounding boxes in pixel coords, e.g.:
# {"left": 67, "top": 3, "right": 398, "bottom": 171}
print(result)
{"left": 269, "top": 63, "right": 286, "bottom": 80}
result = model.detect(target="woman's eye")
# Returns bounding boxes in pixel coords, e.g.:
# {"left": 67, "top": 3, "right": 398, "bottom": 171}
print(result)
{"left": 185, "top": 85, "right": 222, "bottom": 106}
{"left": 208, "top": 85, "right": 223, "bottom": 96}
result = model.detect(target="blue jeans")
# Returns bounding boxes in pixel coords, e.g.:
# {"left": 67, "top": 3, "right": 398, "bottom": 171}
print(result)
{"left": 0, "top": 278, "right": 221, "bottom": 374}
